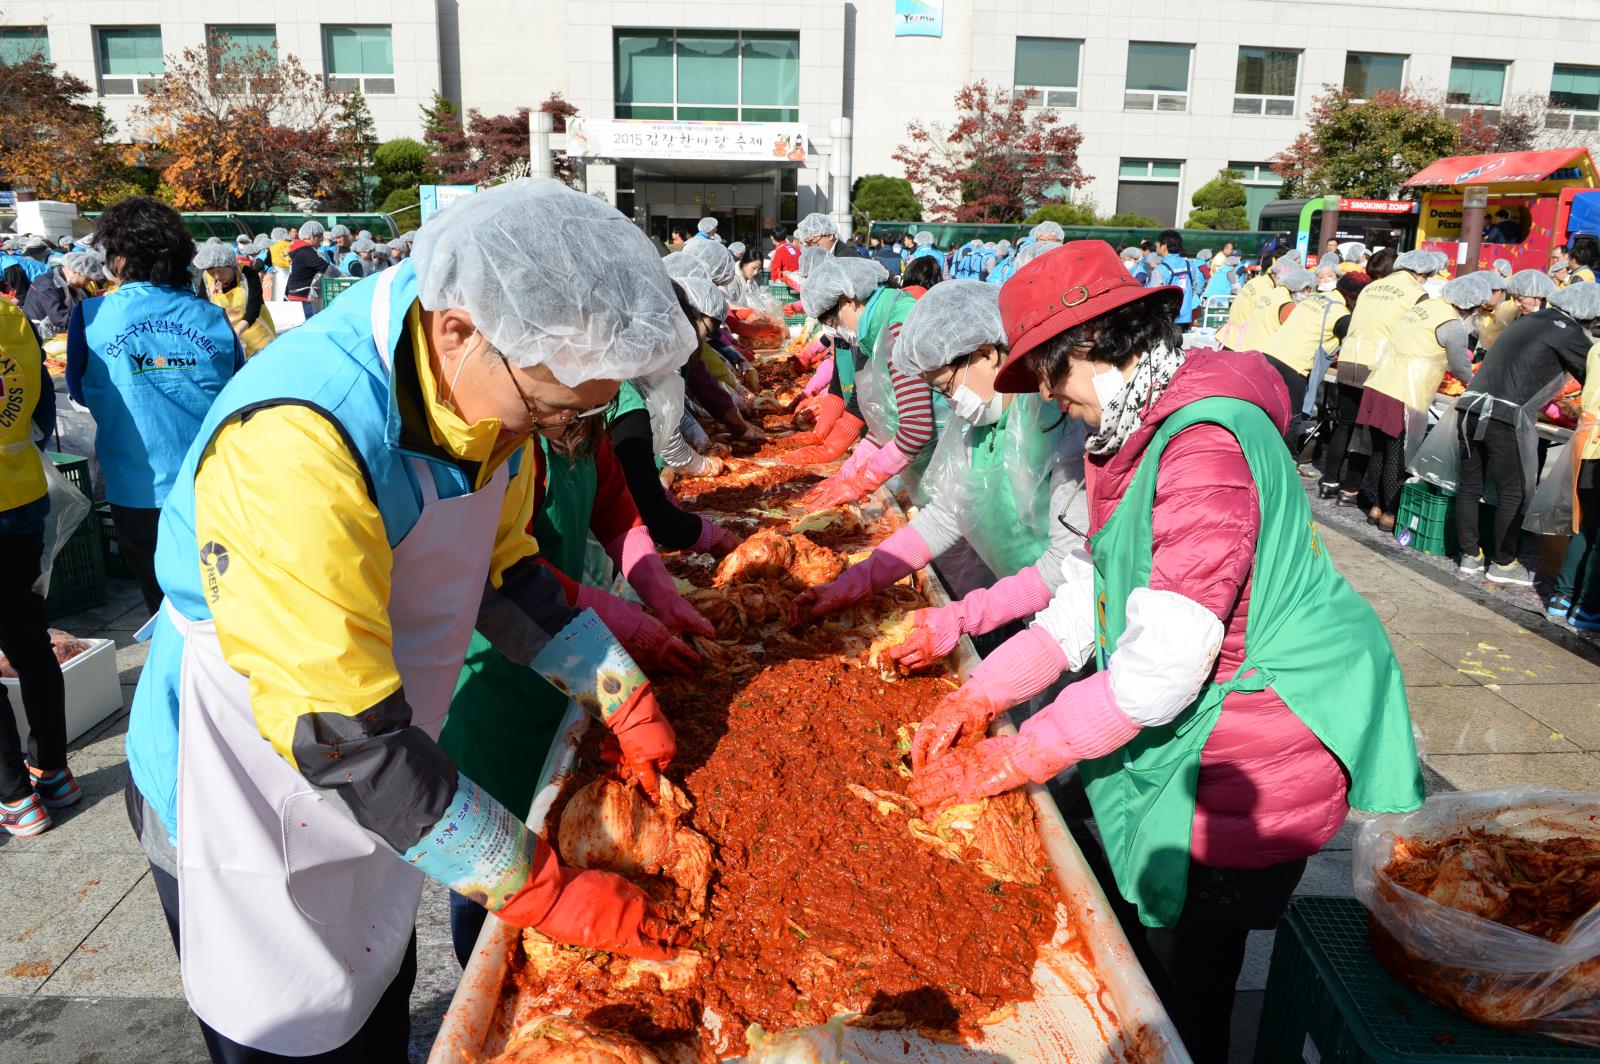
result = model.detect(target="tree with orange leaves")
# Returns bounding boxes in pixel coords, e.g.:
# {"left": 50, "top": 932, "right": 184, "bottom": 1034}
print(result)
{"left": 0, "top": 53, "right": 121, "bottom": 204}
{"left": 131, "top": 41, "right": 342, "bottom": 210}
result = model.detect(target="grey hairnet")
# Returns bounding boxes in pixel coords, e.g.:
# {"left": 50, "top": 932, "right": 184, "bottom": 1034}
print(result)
{"left": 193, "top": 243, "right": 237, "bottom": 271}
{"left": 674, "top": 275, "right": 728, "bottom": 321}
{"left": 996, "top": 239, "right": 1012, "bottom": 251}
{"left": 204, "top": 236, "right": 222, "bottom": 245}
{"left": 253, "top": 235, "right": 271, "bottom": 252}
{"left": 61, "top": 251, "right": 103, "bottom": 279}
{"left": 1442, "top": 272, "right": 1493, "bottom": 309}
{"left": 1339, "top": 242, "right": 1367, "bottom": 261}
{"left": 1481, "top": 269, "right": 1507, "bottom": 291}
{"left": 727, "top": 241, "right": 746, "bottom": 259}
{"left": 796, "top": 246, "right": 828, "bottom": 281}
{"left": 1552, "top": 281, "right": 1600, "bottom": 321}
{"left": 357, "top": 230, "right": 372, "bottom": 241}
{"left": 1270, "top": 251, "right": 1302, "bottom": 277}
{"left": 1014, "top": 240, "right": 1062, "bottom": 269}
{"left": 1197, "top": 248, "right": 1214, "bottom": 261}
{"left": 1492, "top": 258, "right": 1513, "bottom": 278}
{"left": 1029, "top": 221, "right": 1065, "bottom": 243}
{"left": 1321, "top": 250, "right": 1343, "bottom": 264}
{"left": 914, "top": 231, "right": 934, "bottom": 246}
{"left": 893, "top": 280, "right": 1005, "bottom": 376}
{"left": 374, "top": 243, "right": 390, "bottom": 255}
{"left": 1508, "top": 269, "right": 1557, "bottom": 299}
{"left": 329, "top": 224, "right": 351, "bottom": 239}
{"left": 1395, "top": 249, "right": 1446, "bottom": 274}
{"left": 662, "top": 251, "right": 709, "bottom": 281}
{"left": 412, "top": 177, "right": 696, "bottom": 386}
{"left": 298, "top": 220, "right": 324, "bottom": 239}
{"left": 1279, "top": 268, "right": 1316, "bottom": 293}
{"left": 1120, "top": 247, "right": 1141, "bottom": 260}
{"left": 696, "top": 217, "right": 717, "bottom": 234}
{"left": 682, "top": 237, "right": 734, "bottom": 286}
{"left": 351, "top": 238, "right": 376, "bottom": 254}
{"left": 795, "top": 213, "right": 836, "bottom": 242}
{"left": 801, "top": 256, "right": 889, "bottom": 318}
{"left": 271, "top": 227, "right": 288, "bottom": 241}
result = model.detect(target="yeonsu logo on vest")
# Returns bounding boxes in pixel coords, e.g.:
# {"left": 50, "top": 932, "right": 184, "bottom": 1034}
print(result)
{"left": 106, "top": 317, "right": 226, "bottom": 375}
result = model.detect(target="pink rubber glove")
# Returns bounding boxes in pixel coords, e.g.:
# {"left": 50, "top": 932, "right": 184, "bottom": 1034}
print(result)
{"left": 802, "top": 357, "right": 835, "bottom": 397}
{"left": 695, "top": 518, "right": 741, "bottom": 558}
{"left": 890, "top": 567, "right": 1052, "bottom": 671}
{"left": 833, "top": 436, "right": 880, "bottom": 482}
{"left": 573, "top": 584, "right": 700, "bottom": 675}
{"left": 909, "top": 627, "right": 1069, "bottom": 769}
{"left": 911, "top": 672, "right": 1139, "bottom": 807}
{"left": 792, "top": 524, "right": 932, "bottom": 623}
{"left": 796, "top": 340, "right": 830, "bottom": 371}
{"left": 799, "top": 441, "right": 908, "bottom": 512}
{"left": 607, "top": 527, "right": 715, "bottom": 639}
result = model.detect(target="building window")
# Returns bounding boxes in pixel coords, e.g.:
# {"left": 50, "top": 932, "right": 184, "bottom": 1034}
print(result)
{"left": 1125, "top": 42, "right": 1191, "bottom": 112}
{"left": 1233, "top": 47, "right": 1297, "bottom": 116}
{"left": 0, "top": 27, "right": 49, "bottom": 65}
{"left": 206, "top": 25, "right": 276, "bottom": 92}
{"left": 1343, "top": 52, "right": 1406, "bottom": 99}
{"left": 614, "top": 30, "right": 799, "bottom": 123}
{"left": 95, "top": 27, "right": 164, "bottom": 96}
{"left": 208, "top": 25, "right": 276, "bottom": 61}
{"left": 1228, "top": 161, "right": 1284, "bottom": 228}
{"left": 1117, "top": 158, "right": 1183, "bottom": 226}
{"left": 1549, "top": 64, "right": 1600, "bottom": 132}
{"left": 779, "top": 166, "right": 799, "bottom": 226}
{"left": 323, "top": 25, "right": 394, "bottom": 95}
{"left": 1015, "top": 37, "right": 1081, "bottom": 109}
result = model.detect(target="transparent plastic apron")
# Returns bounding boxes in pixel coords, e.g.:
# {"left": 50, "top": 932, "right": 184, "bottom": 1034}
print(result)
{"left": 172, "top": 267, "right": 508, "bottom": 1054}
{"left": 1456, "top": 371, "right": 1567, "bottom": 504}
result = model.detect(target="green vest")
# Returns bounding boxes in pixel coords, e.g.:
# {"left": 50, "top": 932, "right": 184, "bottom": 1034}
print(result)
{"left": 1082, "top": 396, "right": 1423, "bottom": 929}
{"left": 837, "top": 286, "right": 896, "bottom": 401}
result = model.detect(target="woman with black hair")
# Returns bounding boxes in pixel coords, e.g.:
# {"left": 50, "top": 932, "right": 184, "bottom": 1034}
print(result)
{"left": 899, "top": 253, "right": 943, "bottom": 291}
{"left": 66, "top": 197, "right": 242, "bottom": 613}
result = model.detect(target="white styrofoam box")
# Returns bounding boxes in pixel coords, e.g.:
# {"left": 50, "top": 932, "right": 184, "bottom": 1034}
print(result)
{"left": 3, "top": 638, "right": 123, "bottom": 747}
{"left": 266, "top": 300, "right": 308, "bottom": 331}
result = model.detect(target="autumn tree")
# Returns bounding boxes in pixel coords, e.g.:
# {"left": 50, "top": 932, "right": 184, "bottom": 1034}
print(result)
{"left": 1453, "top": 92, "right": 1553, "bottom": 155}
{"left": 131, "top": 42, "right": 341, "bottom": 210}
{"left": 893, "top": 81, "right": 1086, "bottom": 222}
{"left": 1271, "top": 88, "right": 1460, "bottom": 198}
{"left": 421, "top": 91, "right": 469, "bottom": 180}
{"left": 428, "top": 93, "right": 583, "bottom": 188}
{"left": 0, "top": 52, "right": 121, "bottom": 204}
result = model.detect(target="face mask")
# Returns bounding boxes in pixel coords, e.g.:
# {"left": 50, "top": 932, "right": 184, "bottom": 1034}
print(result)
{"left": 1317, "top": 280, "right": 1337, "bottom": 292}
{"left": 1091, "top": 363, "right": 1128, "bottom": 412}
{"left": 834, "top": 326, "right": 857, "bottom": 346}
{"left": 951, "top": 382, "right": 1003, "bottom": 426}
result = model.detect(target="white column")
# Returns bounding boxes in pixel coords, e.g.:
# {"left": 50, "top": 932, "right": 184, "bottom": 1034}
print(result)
{"left": 529, "top": 110, "right": 555, "bottom": 182}
{"left": 828, "top": 117, "right": 854, "bottom": 232}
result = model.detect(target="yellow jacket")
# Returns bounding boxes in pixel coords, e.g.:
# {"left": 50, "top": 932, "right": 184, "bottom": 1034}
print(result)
{"left": 1581, "top": 341, "right": 1600, "bottom": 462}
{"left": 0, "top": 299, "right": 47, "bottom": 514}
{"left": 1262, "top": 291, "right": 1348, "bottom": 377}
{"left": 1366, "top": 298, "right": 1462, "bottom": 412}
{"left": 269, "top": 239, "right": 292, "bottom": 270}
{"left": 1341, "top": 271, "right": 1424, "bottom": 369}
{"left": 1239, "top": 283, "right": 1292, "bottom": 352}
{"left": 1473, "top": 299, "right": 1520, "bottom": 353}
{"left": 1227, "top": 274, "right": 1270, "bottom": 329}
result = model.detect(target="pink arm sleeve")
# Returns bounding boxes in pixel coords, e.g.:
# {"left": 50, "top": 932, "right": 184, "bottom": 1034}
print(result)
{"left": 803, "top": 357, "right": 835, "bottom": 397}
{"left": 1009, "top": 671, "right": 1142, "bottom": 781}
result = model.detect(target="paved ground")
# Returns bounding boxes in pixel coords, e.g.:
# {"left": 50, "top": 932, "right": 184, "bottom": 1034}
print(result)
{"left": 4, "top": 488, "right": 1599, "bottom": 1064}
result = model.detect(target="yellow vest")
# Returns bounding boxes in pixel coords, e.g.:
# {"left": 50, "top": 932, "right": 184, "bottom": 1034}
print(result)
{"left": 1580, "top": 341, "right": 1600, "bottom": 461}
{"left": 1239, "top": 283, "right": 1292, "bottom": 351}
{"left": 1341, "top": 272, "right": 1423, "bottom": 369}
{"left": 1366, "top": 298, "right": 1461, "bottom": 412}
{"left": 1262, "top": 291, "right": 1349, "bottom": 377}
{"left": 1473, "top": 299, "right": 1519, "bottom": 353}
{"left": 269, "top": 240, "right": 292, "bottom": 270}
{"left": 0, "top": 300, "right": 47, "bottom": 513}
{"left": 1575, "top": 267, "right": 1596, "bottom": 286}
{"left": 1227, "top": 274, "right": 1269, "bottom": 328}
{"left": 210, "top": 282, "right": 277, "bottom": 358}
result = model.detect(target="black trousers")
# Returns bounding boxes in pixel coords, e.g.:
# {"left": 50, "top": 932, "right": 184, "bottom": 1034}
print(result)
{"left": 1455, "top": 411, "right": 1524, "bottom": 565}
{"left": 0, "top": 531, "right": 66, "bottom": 802}
{"left": 1320, "top": 382, "right": 1370, "bottom": 493}
{"left": 109, "top": 504, "right": 162, "bottom": 614}
{"left": 1264, "top": 356, "right": 1309, "bottom": 429}
{"left": 148, "top": 861, "right": 416, "bottom": 1063}
{"left": 1360, "top": 426, "right": 1407, "bottom": 515}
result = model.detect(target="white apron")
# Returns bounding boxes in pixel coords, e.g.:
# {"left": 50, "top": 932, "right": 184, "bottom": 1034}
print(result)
{"left": 174, "top": 267, "right": 509, "bottom": 1054}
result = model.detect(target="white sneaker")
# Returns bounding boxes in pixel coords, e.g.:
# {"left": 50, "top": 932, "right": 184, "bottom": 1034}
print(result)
{"left": 1486, "top": 560, "right": 1534, "bottom": 586}
{"left": 1459, "top": 551, "right": 1486, "bottom": 576}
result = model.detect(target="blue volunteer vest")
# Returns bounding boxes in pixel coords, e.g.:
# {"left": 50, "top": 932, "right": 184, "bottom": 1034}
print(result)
{"left": 1, "top": 254, "right": 48, "bottom": 283}
{"left": 74, "top": 282, "right": 240, "bottom": 507}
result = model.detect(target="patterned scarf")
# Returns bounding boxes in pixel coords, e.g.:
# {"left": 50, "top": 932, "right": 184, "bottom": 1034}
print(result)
{"left": 1086, "top": 342, "right": 1187, "bottom": 456}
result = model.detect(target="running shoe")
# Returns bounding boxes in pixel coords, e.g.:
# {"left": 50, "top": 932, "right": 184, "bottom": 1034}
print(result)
{"left": 1572, "top": 606, "right": 1600, "bottom": 631}
{"left": 1458, "top": 551, "right": 1486, "bottom": 576}
{"left": 1486, "top": 560, "right": 1535, "bottom": 586}
{"left": 1547, "top": 597, "right": 1574, "bottom": 624}
{"left": 0, "top": 792, "right": 52, "bottom": 838}
{"left": 28, "top": 765, "right": 80, "bottom": 809}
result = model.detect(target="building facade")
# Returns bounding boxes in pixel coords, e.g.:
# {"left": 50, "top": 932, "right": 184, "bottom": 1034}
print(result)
{"left": 11, "top": 0, "right": 1600, "bottom": 234}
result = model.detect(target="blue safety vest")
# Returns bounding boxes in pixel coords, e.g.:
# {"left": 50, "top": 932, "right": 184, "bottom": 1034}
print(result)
{"left": 988, "top": 255, "right": 1018, "bottom": 286}
{"left": 68, "top": 282, "right": 240, "bottom": 508}
{"left": 1154, "top": 252, "right": 1202, "bottom": 325}
{"left": 1, "top": 254, "right": 48, "bottom": 283}
{"left": 952, "top": 244, "right": 984, "bottom": 280}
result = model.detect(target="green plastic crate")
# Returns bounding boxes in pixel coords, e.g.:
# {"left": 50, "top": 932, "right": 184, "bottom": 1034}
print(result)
{"left": 95, "top": 502, "right": 136, "bottom": 580}
{"left": 1257, "top": 896, "right": 1599, "bottom": 1063}
{"left": 1395, "top": 480, "right": 1456, "bottom": 556}
{"left": 46, "top": 515, "right": 106, "bottom": 620}
{"left": 47, "top": 452, "right": 91, "bottom": 500}
{"left": 319, "top": 275, "right": 362, "bottom": 306}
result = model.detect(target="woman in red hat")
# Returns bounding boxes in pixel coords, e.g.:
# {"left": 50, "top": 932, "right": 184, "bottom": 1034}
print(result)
{"left": 907, "top": 240, "right": 1423, "bottom": 1063}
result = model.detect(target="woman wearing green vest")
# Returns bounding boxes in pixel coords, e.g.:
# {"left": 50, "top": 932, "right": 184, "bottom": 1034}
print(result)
{"left": 909, "top": 241, "right": 1423, "bottom": 1064}
{"left": 1356, "top": 275, "right": 1487, "bottom": 530}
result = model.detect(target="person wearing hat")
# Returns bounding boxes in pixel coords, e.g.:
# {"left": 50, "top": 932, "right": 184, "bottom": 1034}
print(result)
{"left": 907, "top": 239, "right": 1423, "bottom": 1064}
{"left": 661, "top": 252, "right": 766, "bottom": 445}
{"left": 1260, "top": 267, "right": 1350, "bottom": 420}
{"left": 1549, "top": 283, "right": 1600, "bottom": 628}
{"left": 124, "top": 181, "right": 694, "bottom": 1061}
{"left": 67, "top": 199, "right": 243, "bottom": 614}
{"left": 1357, "top": 274, "right": 1487, "bottom": 530}
{"left": 694, "top": 216, "right": 718, "bottom": 241}
{"left": 1454, "top": 277, "right": 1595, "bottom": 585}
{"left": 22, "top": 249, "right": 103, "bottom": 337}
{"left": 1215, "top": 248, "right": 1281, "bottom": 350}
{"left": 0, "top": 234, "right": 50, "bottom": 297}
{"left": 345, "top": 237, "right": 379, "bottom": 278}
{"left": 950, "top": 238, "right": 983, "bottom": 281}
{"left": 794, "top": 280, "right": 1087, "bottom": 637}
{"left": 284, "top": 220, "right": 332, "bottom": 317}
{"left": 796, "top": 212, "right": 853, "bottom": 258}
{"left": 1236, "top": 251, "right": 1303, "bottom": 352}
{"left": 1470, "top": 268, "right": 1518, "bottom": 360}
{"left": 320, "top": 222, "right": 354, "bottom": 270}
{"left": 266, "top": 227, "right": 292, "bottom": 293}
{"left": 193, "top": 242, "right": 277, "bottom": 358}
{"left": 1507, "top": 268, "right": 1557, "bottom": 316}
{"left": 1316, "top": 248, "right": 1443, "bottom": 504}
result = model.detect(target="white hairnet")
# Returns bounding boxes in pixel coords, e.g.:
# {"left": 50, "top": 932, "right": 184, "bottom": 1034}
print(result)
{"left": 298, "top": 220, "right": 324, "bottom": 239}
{"left": 727, "top": 241, "right": 746, "bottom": 259}
{"left": 1442, "top": 272, "right": 1493, "bottom": 309}
{"left": 1395, "top": 249, "right": 1446, "bottom": 274}
{"left": 674, "top": 275, "right": 728, "bottom": 321}
{"left": 696, "top": 217, "right": 717, "bottom": 234}
{"left": 795, "top": 213, "right": 836, "bottom": 242}
{"left": 1492, "top": 258, "right": 1513, "bottom": 278}
{"left": 234, "top": 234, "right": 252, "bottom": 246}
{"left": 1552, "top": 281, "right": 1600, "bottom": 321}
{"left": 1508, "top": 269, "right": 1557, "bottom": 299}
{"left": 357, "top": 230, "right": 372, "bottom": 241}
{"left": 1338, "top": 241, "right": 1367, "bottom": 261}
{"left": 914, "top": 231, "right": 934, "bottom": 246}
{"left": 192, "top": 243, "right": 237, "bottom": 271}
{"left": 893, "top": 279, "right": 1005, "bottom": 376}
{"left": 351, "top": 238, "right": 376, "bottom": 254}
{"left": 271, "top": 227, "right": 288, "bottom": 241}
{"left": 1197, "top": 248, "right": 1214, "bottom": 261}
{"left": 61, "top": 251, "right": 103, "bottom": 279}
{"left": 1120, "top": 246, "right": 1141, "bottom": 260}
{"left": 1321, "top": 250, "right": 1343, "bottom": 264}
{"left": 1270, "top": 251, "right": 1302, "bottom": 277}
{"left": 1029, "top": 221, "right": 1065, "bottom": 243}
{"left": 253, "top": 234, "right": 271, "bottom": 251}
{"left": 682, "top": 237, "right": 734, "bottom": 286}
{"left": 329, "top": 224, "right": 352, "bottom": 239}
{"left": 1013, "top": 240, "right": 1062, "bottom": 269}
{"left": 375, "top": 243, "right": 390, "bottom": 255}
{"left": 796, "top": 246, "right": 828, "bottom": 280}
{"left": 801, "top": 256, "right": 888, "bottom": 318}
{"left": 1481, "top": 268, "right": 1507, "bottom": 291}
{"left": 1279, "top": 268, "right": 1316, "bottom": 293}
{"left": 662, "top": 251, "right": 709, "bottom": 281}
{"left": 412, "top": 177, "right": 696, "bottom": 386}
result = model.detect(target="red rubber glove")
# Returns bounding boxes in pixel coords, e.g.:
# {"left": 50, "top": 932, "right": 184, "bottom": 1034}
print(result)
{"left": 783, "top": 299, "right": 804, "bottom": 316}
{"left": 908, "top": 735, "right": 1031, "bottom": 810}
{"left": 888, "top": 605, "right": 965, "bottom": 672}
{"left": 800, "top": 442, "right": 907, "bottom": 512}
{"left": 574, "top": 585, "right": 700, "bottom": 676}
{"left": 497, "top": 838, "right": 679, "bottom": 959}
{"left": 782, "top": 412, "right": 863, "bottom": 466}
{"left": 606, "top": 685, "right": 676, "bottom": 800}
{"left": 793, "top": 393, "right": 846, "bottom": 444}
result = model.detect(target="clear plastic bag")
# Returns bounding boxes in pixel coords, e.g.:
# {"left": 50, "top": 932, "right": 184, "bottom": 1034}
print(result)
{"left": 1524, "top": 437, "right": 1578, "bottom": 536}
{"left": 1408, "top": 397, "right": 1463, "bottom": 494}
{"left": 32, "top": 450, "right": 91, "bottom": 597}
{"left": 1354, "top": 786, "right": 1600, "bottom": 1046}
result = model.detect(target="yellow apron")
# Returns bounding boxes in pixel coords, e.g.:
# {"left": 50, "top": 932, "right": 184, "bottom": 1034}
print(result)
{"left": 0, "top": 301, "right": 47, "bottom": 512}
{"left": 209, "top": 281, "right": 277, "bottom": 357}
{"left": 1341, "top": 272, "right": 1423, "bottom": 370}
{"left": 1218, "top": 274, "right": 1269, "bottom": 350}
{"left": 1262, "top": 291, "right": 1348, "bottom": 377}
{"left": 1238, "top": 283, "right": 1291, "bottom": 352}
{"left": 1365, "top": 298, "right": 1460, "bottom": 413}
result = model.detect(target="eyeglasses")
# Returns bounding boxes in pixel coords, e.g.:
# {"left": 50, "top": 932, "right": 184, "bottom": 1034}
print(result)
{"left": 497, "top": 353, "right": 610, "bottom": 427}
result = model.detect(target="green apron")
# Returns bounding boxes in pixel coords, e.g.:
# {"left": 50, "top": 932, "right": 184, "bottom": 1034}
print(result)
{"left": 1082, "top": 396, "right": 1423, "bottom": 928}
{"left": 851, "top": 288, "right": 950, "bottom": 506}
{"left": 836, "top": 286, "right": 894, "bottom": 401}
{"left": 438, "top": 441, "right": 601, "bottom": 817}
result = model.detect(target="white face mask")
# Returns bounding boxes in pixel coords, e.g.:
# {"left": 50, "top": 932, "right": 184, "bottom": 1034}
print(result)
{"left": 1091, "top": 363, "right": 1128, "bottom": 412}
{"left": 1317, "top": 280, "right": 1337, "bottom": 292}
{"left": 834, "top": 325, "right": 857, "bottom": 346}
{"left": 948, "top": 361, "right": 1004, "bottom": 426}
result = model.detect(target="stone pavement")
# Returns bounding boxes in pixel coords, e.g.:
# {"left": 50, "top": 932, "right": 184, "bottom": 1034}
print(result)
{"left": 4, "top": 501, "right": 1599, "bottom": 1064}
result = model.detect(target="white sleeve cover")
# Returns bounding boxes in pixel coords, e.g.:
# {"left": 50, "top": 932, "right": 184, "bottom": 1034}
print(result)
{"left": 1034, "top": 436, "right": 1090, "bottom": 591}
{"left": 1107, "top": 587, "right": 1225, "bottom": 728}
{"left": 1029, "top": 546, "right": 1097, "bottom": 671}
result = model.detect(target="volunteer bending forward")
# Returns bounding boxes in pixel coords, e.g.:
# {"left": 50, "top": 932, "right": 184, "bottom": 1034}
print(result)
{"left": 125, "top": 181, "right": 694, "bottom": 1062}
{"left": 909, "top": 242, "right": 1424, "bottom": 1064}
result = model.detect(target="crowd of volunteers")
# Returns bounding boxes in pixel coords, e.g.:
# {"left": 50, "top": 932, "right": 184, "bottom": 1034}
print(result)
{"left": 8, "top": 178, "right": 1600, "bottom": 1064}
